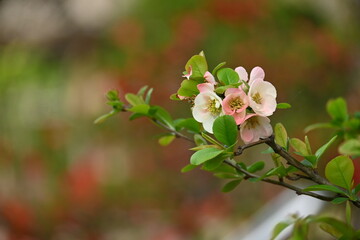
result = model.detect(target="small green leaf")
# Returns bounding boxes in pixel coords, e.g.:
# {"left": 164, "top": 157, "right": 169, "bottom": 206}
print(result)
{"left": 325, "top": 155, "right": 354, "bottom": 190}
{"left": 174, "top": 118, "right": 201, "bottom": 133}
{"left": 181, "top": 164, "right": 197, "bottom": 173}
{"left": 128, "top": 104, "right": 150, "bottom": 114}
{"left": 303, "top": 184, "right": 346, "bottom": 195}
{"left": 213, "top": 115, "right": 238, "bottom": 147}
{"left": 158, "top": 135, "right": 175, "bottom": 146}
{"left": 185, "top": 55, "right": 208, "bottom": 78}
{"left": 214, "top": 84, "right": 241, "bottom": 94}
{"left": 304, "top": 136, "right": 312, "bottom": 155}
{"left": 339, "top": 139, "right": 360, "bottom": 157}
{"left": 331, "top": 197, "right": 348, "bottom": 204}
{"left": 194, "top": 134, "right": 207, "bottom": 146}
{"left": 304, "top": 122, "right": 334, "bottom": 133}
{"left": 145, "top": 88, "right": 153, "bottom": 104}
{"left": 170, "top": 93, "right": 181, "bottom": 101}
{"left": 271, "top": 220, "right": 294, "bottom": 240}
{"left": 303, "top": 155, "right": 317, "bottom": 167}
{"left": 275, "top": 123, "right": 288, "bottom": 149}
{"left": 247, "top": 161, "right": 265, "bottom": 173}
{"left": 222, "top": 179, "right": 242, "bottom": 192}
{"left": 217, "top": 68, "right": 240, "bottom": 85}
{"left": 277, "top": 103, "right": 292, "bottom": 109}
{"left": 106, "top": 90, "right": 120, "bottom": 101}
{"left": 212, "top": 61, "right": 226, "bottom": 76}
{"left": 150, "top": 106, "right": 174, "bottom": 129}
{"left": 125, "top": 93, "right": 145, "bottom": 106}
{"left": 213, "top": 173, "right": 239, "bottom": 179}
{"left": 315, "top": 136, "right": 337, "bottom": 160}
{"left": 201, "top": 132, "right": 224, "bottom": 148}
{"left": 190, "top": 144, "right": 221, "bottom": 151}
{"left": 202, "top": 155, "right": 226, "bottom": 171}
{"left": 94, "top": 110, "right": 118, "bottom": 124}
{"left": 290, "top": 138, "right": 309, "bottom": 156}
{"left": 353, "top": 183, "right": 360, "bottom": 195}
{"left": 190, "top": 148, "right": 224, "bottom": 165}
{"left": 177, "top": 79, "right": 201, "bottom": 97}
{"left": 137, "top": 85, "right": 148, "bottom": 97}
{"left": 265, "top": 165, "right": 287, "bottom": 178}
{"left": 326, "top": 97, "right": 348, "bottom": 123}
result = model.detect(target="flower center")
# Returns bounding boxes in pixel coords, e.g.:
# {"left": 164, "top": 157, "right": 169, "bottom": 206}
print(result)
{"left": 207, "top": 99, "right": 221, "bottom": 115}
{"left": 229, "top": 98, "right": 244, "bottom": 110}
{"left": 252, "top": 92, "right": 262, "bottom": 104}
{"left": 246, "top": 117, "right": 259, "bottom": 129}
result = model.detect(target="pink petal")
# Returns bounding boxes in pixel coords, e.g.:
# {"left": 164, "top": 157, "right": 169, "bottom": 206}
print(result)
{"left": 240, "top": 126, "right": 255, "bottom": 144}
{"left": 233, "top": 111, "right": 246, "bottom": 125}
{"left": 225, "top": 88, "right": 241, "bottom": 96}
{"left": 197, "top": 83, "right": 214, "bottom": 93}
{"left": 204, "top": 71, "right": 217, "bottom": 85}
{"left": 249, "top": 67, "right": 265, "bottom": 85}
{"left": 235, "top": 66, "right": 248, "bottom": 82}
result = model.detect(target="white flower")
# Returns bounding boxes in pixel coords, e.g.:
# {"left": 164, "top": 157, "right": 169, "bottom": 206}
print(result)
{"left": 235, "top": 66, "right": 265, "bottom": 85}
{"left": 192, "top": 83, "right": 223, "bottom": 133}
{"left": 248, "top": 79, "right": 277, "bottom": 117}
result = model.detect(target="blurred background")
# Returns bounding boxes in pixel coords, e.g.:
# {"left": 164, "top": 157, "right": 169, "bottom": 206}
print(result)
{"left": 0, "top": 0, "right": 360, "bottom": 239}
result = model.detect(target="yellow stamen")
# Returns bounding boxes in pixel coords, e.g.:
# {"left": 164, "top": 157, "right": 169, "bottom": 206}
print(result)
{"left": 252, "top": 92, "right": 262, "bottom": 104}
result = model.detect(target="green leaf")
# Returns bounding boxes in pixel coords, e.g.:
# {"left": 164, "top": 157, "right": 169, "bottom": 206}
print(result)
{"left": 213, "top": 173, "right": 239, "bottom": 179}
{"left": 158, "top": 135, "right": 175, "bottom": 146}
{"left": 325, "top": 155, "right": 354, "bottom": 190}
{"left": 222, "top": 179, "right": 242, "bottom": 192}
{"left": 128, "top": 104, "right": 150, "bottom": 114}
{"left": 177, "top": 79, "right": 201, "bottom": 97}
{"left": 275, "top": 123, "right": 288, "bottom": 149}
{"left": 213, "top": 115, "right": 238, "bottom": 147}
{"left": 202, "top": 155, "right": 226, "bottom": 171}
{"left": 271, "top": 220, "right": 294, "bottom": 240}
{"left": 170, "top": 93, "right": 181, "bottom": 101}
{"left": 137, "top": 85, "right": 148, "bottom": 97}
{"left": 185, "top": 55, "right": 208, "bottom": 78}
{"left": 190, "top": 148, "right": 224, "bottom": 165}
{"left": 106, "top": 90, "right": 120, "bottom": 101}
{"left": 125, "top": 93, "right": 145, "bottom": 106}
{"left": 303, "top": 184, "right": 346, "bottom": 195}
{"left": 277, "top": 103, "right": 292, "bottom": 109}
{"left": 201, "top": 132, "right": 224, "bottom": 148}
{"left": 214, "top": 84, "right": 241, "bottom": 94}
{"left": 129, "top": 113, "right": 146, "bottom": 121}
{"left": 265, "top": 165, "right": 287, "bottom": 178}
{"left": 304, "top": 136, "right": 312, "bottom": 155}
{"left": 174, "top": 118, "right": 201, "bottom": 133}
{"left": 290, "top": 138, "right": 309, "bottom": 156}
{"left": 303, "top": 155, "right": 317, "bottom": 167}
{"left": 194, "top": 134, "right": 207, "bottom": 146}
{"left": 190, "top": 144, "right": 220, "bottom": 151}
{"left": 331, "top": 197, "right": 348, "bottom": 204}
{"left": 326, "top": 97, "right": 348, "bottom": 123}
{"left": 149, "top": 106, "right": 174, "bottom": 129}
{"left": 212, "top": 61, "right": 226, "bottom": 76}
{"left": 217, "top": 68, "right": 239, "bottom": 85}
{"left": 315, "top": 136, "right": 337, "bottom": 160}
{"left": 94, "top": 110, "right": 118, "bottom": 124}
{"left": 353, "top": 183, "right": 360, "bottom": 195}
{"left": 304, "top": 122, "right": 334, "bottom": 133}
{"left": 181, "top": 164, "right": 197, "bottom": 173}
{"left": 339, "top": 139, "right": 360, "bottom": 157}
{"left": 145, "top": 88, "right": 153, "bottom": 104}
{"left": 247, "top": 161, "right": 265, "bottom": 173}
{"left": 315, "top": 216, "right": 355, "bottom": 239}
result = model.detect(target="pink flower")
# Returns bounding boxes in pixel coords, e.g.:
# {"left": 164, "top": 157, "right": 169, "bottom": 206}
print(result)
{"left": 222, "top": 88, "right": 249, "bottom": 124}
{"left": 204, "top": 71, "right": 217, "bottom": 85}
{"left": 192, "top": 83, "right": 223, "bottom": 133}
{"left": 240, "top": 114, "right": 273, "bottom": 143}
{"left": 248, "top": 79, "right": 277, "bottom": 117}
{"left": 235, "top": 66, "right": 265, "bottom": 85}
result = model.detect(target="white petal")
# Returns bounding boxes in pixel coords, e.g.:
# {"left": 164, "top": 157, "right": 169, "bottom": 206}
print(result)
{"left": 249, "top": 67, "right": 265, "bottom": 85}
{"left": 203, "top": 116, "right": 216, "bottom": 133}
{"left": 192, "top": 105, "right": 210, "bottom": 122}
{"left": 235, "top": 66, "right": 248, "bottom": 82}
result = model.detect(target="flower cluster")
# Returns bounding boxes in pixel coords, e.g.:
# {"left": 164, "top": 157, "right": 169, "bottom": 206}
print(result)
{"left": 179, "top": 62, "right": 277, "bottom": 144}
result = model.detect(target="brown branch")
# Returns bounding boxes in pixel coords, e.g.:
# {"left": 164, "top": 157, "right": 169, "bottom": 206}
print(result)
{"left": 223, "top": 159, "right": 335, "bottom": 201}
